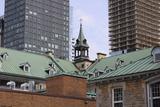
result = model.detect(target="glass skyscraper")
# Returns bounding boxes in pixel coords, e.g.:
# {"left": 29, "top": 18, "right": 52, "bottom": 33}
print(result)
{"left": 4, "top": 0, "right": 69, "bottom": 59}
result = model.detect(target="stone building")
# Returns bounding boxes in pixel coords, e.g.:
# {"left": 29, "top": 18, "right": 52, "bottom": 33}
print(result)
{"left": 86, "top": 47, "right": 160, "bottom": 107}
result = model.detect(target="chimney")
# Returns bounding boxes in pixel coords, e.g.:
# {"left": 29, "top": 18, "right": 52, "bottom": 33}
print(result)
{"left": 45, "top": 51, "right": 54, "bottom": 59}
{"left": 97, "top": 53, "right": 107, "bottom": 60}
{"left": 46, "top": 73, "right": 87, "bottom": 98}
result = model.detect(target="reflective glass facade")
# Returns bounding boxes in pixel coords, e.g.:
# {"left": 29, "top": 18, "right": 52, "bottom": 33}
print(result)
{"left": 4, "top": 0, "right": 69, "bottom": 59}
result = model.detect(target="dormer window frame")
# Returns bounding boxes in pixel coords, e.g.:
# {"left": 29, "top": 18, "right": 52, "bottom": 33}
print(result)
{"left": 94, "top": 70, "right": 104, "bottom": 77}
{"left": 49, "top": 63, "right": 55, "bottom": 68}
{"left": 19, "top": 62, "right": 31, "bottom": 72}
{"left": 151, "top": 47, "right": 160, "bottom": 63}
{"left": 88, "top": 72, "right": 94, "bottom": 78}
{"left": 0, "top": 52, "right": 9, "bottom": 60}
{"left": 45, "top": 69, "right": 57, "bottom": 76}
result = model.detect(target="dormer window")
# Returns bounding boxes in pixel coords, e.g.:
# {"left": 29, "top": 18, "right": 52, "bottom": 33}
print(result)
{"left": 19, "top": 62, "right": 31, "bottom": 72}
{"left": 45, "top": 69, "right": 57, "bottom": 76}
{"left": 115, "top": 58, "right": 124, "bottom": 69}
{"left": 88, "top": 73, "right": 94, "bottom": 78}
{"left": 83, "top": 39, "right": 87, "bottom": 44}
{"left": 152, "top": 47, "right": 160, "bottom": 63}
{"left": 45, "top": 63, "right": 56, "bottom": 76}
{"left": 49, "top": 63, "right": 55, "bottom": 68}
{"left": 94, "top": 70, "right": 104, "bottom": 77}
{"left": 76, "top": 39, "right": 80, "bottom": 44}
{"left": 0, "top": 52, "right": 8, "bottom": 60}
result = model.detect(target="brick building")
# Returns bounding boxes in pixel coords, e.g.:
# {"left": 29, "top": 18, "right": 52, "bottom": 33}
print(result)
{"left": 0, "top": 47, "right": 95, "bottom": 107}
{"left": 0, "top": 73, "right": 95, "bottom": 107}
{"left": 86, "top": 47, "right": 160, "bottom": 107}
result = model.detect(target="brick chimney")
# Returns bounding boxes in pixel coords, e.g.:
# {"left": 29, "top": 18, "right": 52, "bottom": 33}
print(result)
{"left": 97, "top": 53, "right": 107, "bottom": 60}
{"left": 46, "top": 74, "right": 87, "bottom": 98}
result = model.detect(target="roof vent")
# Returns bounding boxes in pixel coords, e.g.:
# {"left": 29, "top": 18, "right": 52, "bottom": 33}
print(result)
{"left": 46, "top": 51, "right": 54, "bottom": 59}
{"left": 152, "top": 47, "right": 160, "bottom": 63}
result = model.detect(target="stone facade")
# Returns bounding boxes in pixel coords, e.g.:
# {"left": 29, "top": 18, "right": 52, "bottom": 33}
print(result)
{"left": 96, "top": 76, "right": 160, "bottom": 107}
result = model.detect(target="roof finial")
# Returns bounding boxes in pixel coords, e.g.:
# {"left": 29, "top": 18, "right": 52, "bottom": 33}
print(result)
{"left": 80, "top": 18, "right": 83, "bottom": 26}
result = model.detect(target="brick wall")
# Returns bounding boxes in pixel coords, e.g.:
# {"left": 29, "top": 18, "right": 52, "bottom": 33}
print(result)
{"left": 0, "top": 90, "right": 95, "bottom": 107}
{"left": 46, "top": 75, "right": 87, "bottom": 98}
{"left": 96, "top": 79, "right": 147, "bottom": 107}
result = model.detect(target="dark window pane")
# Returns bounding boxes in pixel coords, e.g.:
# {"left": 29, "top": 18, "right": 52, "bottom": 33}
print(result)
{"left": 151, "top": 82, "right": 160, "bottom": 97}
{"left": 153, "top": 99, "right": 160, "bottom": 107}
{"left": 115, "top": 103, "right": 123, "bottom": 107}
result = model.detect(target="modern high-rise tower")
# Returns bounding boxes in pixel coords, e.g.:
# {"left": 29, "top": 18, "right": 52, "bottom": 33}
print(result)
{"left": 109, "top": 0, "right": 160, "bottom": 54}
{"left": 4, "top": 0, "right": 69, "bottom": 59}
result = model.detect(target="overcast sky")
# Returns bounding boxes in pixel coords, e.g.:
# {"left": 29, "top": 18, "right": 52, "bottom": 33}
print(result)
{"left": 0, "top": 0, "right": 109, "bottom": 59}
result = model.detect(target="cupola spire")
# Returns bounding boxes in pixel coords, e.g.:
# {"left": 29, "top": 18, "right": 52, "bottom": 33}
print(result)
{"left": 74, "top": 19, "right": 89, "bottom": 61}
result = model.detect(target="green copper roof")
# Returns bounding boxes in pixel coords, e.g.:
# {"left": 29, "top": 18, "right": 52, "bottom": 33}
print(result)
{"left": 87, "top": 48, "right": 153, "bottom": 74}
{"left": 0, "top": 48, "right": 79, "bottom": 79}
{"left": 87, "top": 48, "right": 160, "bottom": 82}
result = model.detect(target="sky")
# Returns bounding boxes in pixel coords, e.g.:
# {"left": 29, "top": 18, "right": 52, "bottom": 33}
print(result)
{"left": 0, "top": 0, "right": 109, "bottom": 59}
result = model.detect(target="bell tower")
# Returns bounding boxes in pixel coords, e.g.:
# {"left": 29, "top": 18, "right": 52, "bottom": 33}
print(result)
{"left": 74, "top": 20, "right": 89, "bottom": 61}
{"left": 74, "top": 20, "right": 93, "bottom": 71}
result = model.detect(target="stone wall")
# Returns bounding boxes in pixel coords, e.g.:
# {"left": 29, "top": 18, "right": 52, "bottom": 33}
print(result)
{"left": 96, "top": 79, "right": 147, "bottom": 107}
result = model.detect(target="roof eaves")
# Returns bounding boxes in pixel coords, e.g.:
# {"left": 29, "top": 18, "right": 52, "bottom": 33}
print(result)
{"left": 89, "top": 68, "right": 160, "bottom": 84}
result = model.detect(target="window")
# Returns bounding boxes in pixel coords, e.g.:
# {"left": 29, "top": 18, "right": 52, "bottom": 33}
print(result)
{"left": 112, "top": 88, "right": 123, "bottom": 107}
{"left": 19, "top": 63, "right": 31, "bottom": 72}
{"left": 0, "top": 52, "right": 9, "bottom": 60}
{"left": 149, "top": 82, "right": 160, "bottom": 107}
{"left": 152, "top": 47, "right": 160, "bottom": 63}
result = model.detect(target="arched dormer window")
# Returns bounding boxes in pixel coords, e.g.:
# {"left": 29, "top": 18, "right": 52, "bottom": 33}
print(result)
{"left": 19, "top": 62, "right": 31, "bottom": 72}
{"left": 49, "top": 63, "right": 55, "bottom": 68}
{"left": 94, "top": 70, "right": 104, "bottom": 77}
{"left": 83, "top": 39, "right": 87, "bottom": 44}
{"left": 152, "top": 47, "right": 160, "bottom": 63}
{"left": 45, "top": 63, "right": 56, "bottom": 76}
{"left": 76, "top": 39, "right": 80, "bottom": 44}
{"left": 45, "top": 69, "right": 57, "bottom": 76}
{"left": 0, "top": 52, "right": 8, "bottom": 60}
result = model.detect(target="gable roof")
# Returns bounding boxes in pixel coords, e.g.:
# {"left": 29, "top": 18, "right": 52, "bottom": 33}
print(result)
{"left": 0, "top": 48, "right": 79, "bottom": 79}
{"left": 87, "top": 47, "right": 160, "bottom": 82}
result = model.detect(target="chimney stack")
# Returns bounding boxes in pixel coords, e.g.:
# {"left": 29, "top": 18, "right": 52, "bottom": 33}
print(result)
{"left": 46, "top": 73, "right": 87, "bottom": 98}
{"left": 97, "top": 53, "right": 107, "bottom": 60}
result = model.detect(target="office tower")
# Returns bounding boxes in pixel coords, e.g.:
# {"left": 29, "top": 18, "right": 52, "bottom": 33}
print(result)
{"left": 69, "top": 6, "right": 74, "bottom": 61}
{"left": 0, "top": 16, "right": 4, "bottom": 47}
{"left": 109, "top": 0, "right": 160, "bottom": 54}
{"left": 4, "top": 0, "right": 69, "bottom": 59}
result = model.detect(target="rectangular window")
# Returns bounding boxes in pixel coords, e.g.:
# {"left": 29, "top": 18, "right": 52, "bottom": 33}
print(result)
{"left": 112, "top": 88, "right": 123, "bottom": 107}
{"left": 150, "top": 82, "right": 160, "bottom": 107}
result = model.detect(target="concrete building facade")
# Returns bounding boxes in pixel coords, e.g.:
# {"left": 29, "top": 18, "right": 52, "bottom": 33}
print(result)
{"left": 0, "top": 16, "right": 4, "bottom": 47}
{"left": 4, "top": 0, "right": 70, "bottom": 59}
{"left": 109, "top": 0, "right": 160, "bottom": 54}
